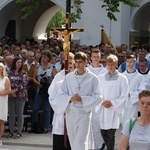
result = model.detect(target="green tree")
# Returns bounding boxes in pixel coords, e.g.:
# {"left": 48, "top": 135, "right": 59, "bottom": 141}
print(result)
{"left": 16, "top": 0, "right": 139, "bottom": 21}
{"left": 46, "top": 10, "right": 65, "bottom": 37}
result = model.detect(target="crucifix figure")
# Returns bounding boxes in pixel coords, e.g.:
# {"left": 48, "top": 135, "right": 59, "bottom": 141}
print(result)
{"left": 51, "top": 13, "right": 84, "bottom": 73}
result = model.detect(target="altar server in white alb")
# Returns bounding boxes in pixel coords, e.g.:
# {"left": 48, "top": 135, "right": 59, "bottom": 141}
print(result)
{"left": 88, "top": 48, "right": 107, "bottom": 76}
{"left": 96, "top": 54, "right": 129, "bottom": 150}
{"left": 49, "top": 60, "right": 75, "bottom": 150}
{"left": 88, "top": 48, "right": 107, "bottom": 150}
{"left": 56, "top": 52, "right": 102, "bottom": 150}
{"left": 122, "top": 54, "right": 145, "bottom": 126}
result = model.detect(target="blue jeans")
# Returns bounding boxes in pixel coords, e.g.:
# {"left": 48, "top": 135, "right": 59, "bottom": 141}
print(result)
{"left": 32, "top": 93, "right": 51, "bottom": 128}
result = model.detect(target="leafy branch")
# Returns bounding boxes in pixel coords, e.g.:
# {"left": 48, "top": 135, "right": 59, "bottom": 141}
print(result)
{"left": 101, "top": 0, "right": 139, "bottom": 21}
{"left": 16, "top": 0, "right": 46, "bottom": 20}
{"left": 70, "top": 0, "right": 84, "bottom": 23}
{"left": 16, "top": 0, "right": 139, "bottom": 21}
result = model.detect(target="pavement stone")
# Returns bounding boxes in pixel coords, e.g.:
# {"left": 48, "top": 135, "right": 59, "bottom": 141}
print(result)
{"left": 0, "top": 128, "right": 121, "bottom": 150}
{"left": 1, "top": 131, "right": 52, "bottom": 150}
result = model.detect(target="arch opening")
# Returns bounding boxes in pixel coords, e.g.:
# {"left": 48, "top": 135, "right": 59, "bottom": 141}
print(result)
{"left": 130, "top": 1, "right": 150, "bottom": 46}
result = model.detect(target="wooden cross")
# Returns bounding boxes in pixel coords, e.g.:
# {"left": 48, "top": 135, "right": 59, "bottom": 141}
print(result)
{"left": 51, "top": 12, "right": 84, "bottom": 73}
{"left": 51, "top": 12, "right": 84, "bottom": 149}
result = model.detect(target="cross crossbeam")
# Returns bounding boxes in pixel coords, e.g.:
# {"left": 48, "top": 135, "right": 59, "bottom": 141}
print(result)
{"left": 51, "top": 13, "right": 84, "bottom": 61}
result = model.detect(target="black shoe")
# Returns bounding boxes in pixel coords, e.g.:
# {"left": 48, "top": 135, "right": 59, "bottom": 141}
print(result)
{"left": 100, "top": 143, "right": 105, "bottom": 150}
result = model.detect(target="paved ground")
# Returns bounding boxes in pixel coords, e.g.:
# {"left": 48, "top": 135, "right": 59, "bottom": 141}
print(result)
{"left": 1, "top": 128, "right": 121, "bottom": 150}
{"left": 1, "top": 131, "right": 52, "bottom": 150}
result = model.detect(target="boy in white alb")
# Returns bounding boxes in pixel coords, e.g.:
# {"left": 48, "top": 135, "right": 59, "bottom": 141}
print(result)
{"left": 96, "top": 54, "right": 129, "bottom": 150}
{"left": 88, "top": 48, "right": 107, "bottom": 76}
{"left": 122, "top": 54, "right": 145, "bottom": 126}
{"left": 56, "top": 52, "right": 102, "bottom": 150}
{"left": 88, "top": 49, "right": 107, "bottom": 150}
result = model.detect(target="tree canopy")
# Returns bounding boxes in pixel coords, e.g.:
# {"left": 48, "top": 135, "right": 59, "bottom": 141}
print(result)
{"left": 46, "top": 10, "right": 65, "bottom": 36}
{"left": 16, "top": 0, "right": 139, "bottom": 22}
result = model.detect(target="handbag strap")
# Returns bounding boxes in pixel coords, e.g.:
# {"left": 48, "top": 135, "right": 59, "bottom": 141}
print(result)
{"left": 129, "top": 117, "right": 138, "bottom": 133}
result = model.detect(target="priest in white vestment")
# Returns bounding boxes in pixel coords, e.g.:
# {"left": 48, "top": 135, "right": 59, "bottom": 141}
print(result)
{"left": 56, "top": 52, "right": 102, "bottom": 150}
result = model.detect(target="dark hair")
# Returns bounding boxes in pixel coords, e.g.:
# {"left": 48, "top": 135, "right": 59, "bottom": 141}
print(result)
{"left": 121, "top": 44, "right": 128, "bottom": 48}
{"left": 142, "top": 44, "right": 150, "bottom": 53}
{"left": 139, "top": 57, "right": 147, "bottom": 63}
{"left": 125, "top": 54, "right": 136, "bottom": 60}
{"left": 74, "top": 52, "right": 87, "bottom": 61}
{"left": 1, "top": 36, "right": 7, "bottom": 40}
{"left": 99, "top": 43, "right": 105, "bottom": 47}
{"left": 11, "top": 57, "right": 23, "bottom": 72}
{"left": 131, "top": 45, "right": 138, "bottom": 52}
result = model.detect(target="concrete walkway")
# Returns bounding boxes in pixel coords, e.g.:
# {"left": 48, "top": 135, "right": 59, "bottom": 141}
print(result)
{"left": 1, "top": 129, "right": 121, "bottom": 150}
{"left": 1, "top": 131, "right": 52, "bottom": 150}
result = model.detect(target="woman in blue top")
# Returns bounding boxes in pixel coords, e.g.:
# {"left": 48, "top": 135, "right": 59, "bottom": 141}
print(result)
{"left": 31, "top": 50, "right": 56, "bottom": 133}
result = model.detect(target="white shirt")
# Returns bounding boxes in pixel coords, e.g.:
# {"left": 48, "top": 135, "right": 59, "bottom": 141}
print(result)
{"left": 24, "top": 60, "right": 36, "bottom": 70}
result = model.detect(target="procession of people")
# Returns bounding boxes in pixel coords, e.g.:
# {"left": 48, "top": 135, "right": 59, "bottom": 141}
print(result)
{"left": 0, "top": 34, "right": 150, "bottom": 150}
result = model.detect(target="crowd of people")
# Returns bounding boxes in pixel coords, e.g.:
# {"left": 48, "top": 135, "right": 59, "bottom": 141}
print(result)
{"left": 0, "top": 35, "right": 150, "bottom": 149}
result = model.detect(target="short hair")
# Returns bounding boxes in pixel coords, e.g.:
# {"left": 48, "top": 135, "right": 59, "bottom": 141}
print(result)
{"left": 139, "top": 57, "right": 147, "bottom": 63}
{"left": 142, "top": 44, "right": 150, "bottom": 52}
{"left": 125, "top": 54, "right": 136, "bottom": 61}
{"left": 68, "top": 52, "right": 74, "bottom": 60}
{"left": 0, "top": 62, "right": 7, "bottom": 78}
{"left": 68, "top": 60, "right": 75, "bottom": 68}
{"left": 91, "top": 48, "right": 101, "bottom": 54}
{"left": 106, "top": 54, "right": 118, "bottom": 63}
{"left": 5, "top": 55, "right": 14, "bottom": 61}
{"left": 26, "top": 51, "right": 34, "bottom": 57}
{"left": 41, "top": 50, "right": 51, "bottom": 60}
{"left": 74, "top": 52, "right": 87, "bottom": 61}
{"left": 11, "top": 57, "right": 23, "bottom": 72}
{"left": 121, "top": 44, "right": 128, "bottom": 48}
{"left": 139, "top": 90, "right": 150, "bottom": 100}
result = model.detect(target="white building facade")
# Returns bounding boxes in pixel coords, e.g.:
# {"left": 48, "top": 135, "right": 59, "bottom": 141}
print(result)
{"left": 0, "top": 0, "right": 149, "bottom": 47}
